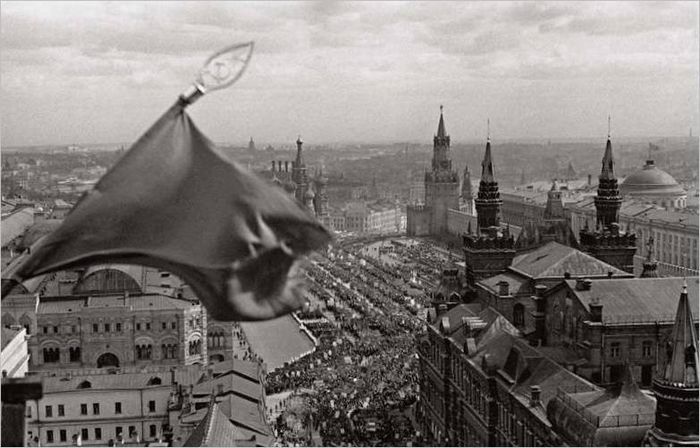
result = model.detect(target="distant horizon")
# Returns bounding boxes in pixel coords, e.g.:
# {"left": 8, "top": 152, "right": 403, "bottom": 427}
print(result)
{"left": 2, "top": 2, "right": 698, "bottom": 147}
{"left": 2, "top": 133, "right": 697, "bottom": 151}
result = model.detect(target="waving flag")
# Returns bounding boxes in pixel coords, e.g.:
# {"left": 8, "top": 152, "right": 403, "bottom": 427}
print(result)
{"left": 9, "top": 102, "right": 331, "bottom": 321}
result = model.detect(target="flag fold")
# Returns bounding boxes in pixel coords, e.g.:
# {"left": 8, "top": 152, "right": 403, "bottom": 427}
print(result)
{"left": 13, "top": 103, "right": 331, "bottom": 321}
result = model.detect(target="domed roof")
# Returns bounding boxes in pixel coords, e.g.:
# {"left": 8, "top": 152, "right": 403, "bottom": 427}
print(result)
{"left": 620, "top": 160, "right": 686, "bottom": 197}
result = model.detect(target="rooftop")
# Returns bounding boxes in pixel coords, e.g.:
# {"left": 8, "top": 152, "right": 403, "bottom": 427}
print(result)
{"left": 565, "top": 277, "right": 699, "bottom": 324}
{"left": 510, "top": 241, "right": 630, "bottom": 279}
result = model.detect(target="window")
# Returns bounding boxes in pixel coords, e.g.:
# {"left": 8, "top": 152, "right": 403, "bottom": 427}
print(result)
{"left": 58, "top": 404, "right": 64, "bottom": 417}
{"left": 93, "top": 403, "right": 100, "bottom": 415}
{"left": 26, "top": 406, "right": 31, "bottom": 418}
{"left": 136, "top": 344, "right": 152, "bottom": 360}
{"left": 149, "top": 424, "right": 157, "bottom": 438}
{"left": 115, "top": 402, "right": 122, "bottom": 414}
{"left": 69, "top": 347, "right": 81, "bottom": 362}
{"left": 116, "top": 323, "right": 122, "bottom": 332}
{"left": 128, "top": 426, "right": 136, "bottom": 438}
{"left": 94, "top": 428, "right": 102, "bottom": 440}
{"left": 81, "top": 428, "right": 89, "bottom": 441}
{"left": 148, "top": 400, "right": 156, "bottom": 412}
{"left": 60, "top": 430, "right": 67, "bottom": 442}
{"left": 93, "top": 323, "right": 99, "bottom": 333}
{"left": 643, "top": 341, "right": 653, "bottom": 357}
{"left": 43, "top": 347, "right": 60, "bottom": 363}
{"left": 610, "top": 342, "right": 621, "bottom": 358}
{"left": 43, "top": 326, "right": 48, "bottom": 334}
{"left": 71, "top": 325, "right": 77, "bottom": 333}
{"left": 46, "top": 430, "right": 54, "bottom": 444}
{"left": 116, "top": 427, "right": 123, "bottom": 438}
{"left": 513, "top": 304, "right": 525, "bottom": 326}
{"left": 162, "top": 322, "right": 166, "bottom": 330}
{"left": 45, "top": 405, "right": 52, "bottom": 418}
{"left": 171, "top": 321, "right": 176, "bottom": 329}
{"left": 53, "top": 326, "right": 58, "bottom": 334}
{"left": 136, "top": 323, "right": 141, "bottom": 331}
{"left": 146, "top": 322, "right": 151, "bottom": 330}
{"left": 80, "top": 403, "right": 88, "bottom": 415}
{"left": 105, "top": 323, "right": 110, "bottom": 332}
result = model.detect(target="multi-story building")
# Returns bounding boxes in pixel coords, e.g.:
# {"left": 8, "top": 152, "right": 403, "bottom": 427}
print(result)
{"left": 406, "top": 107, "right": 462, "bottom": 237}
{"left": 417, "top": 299, "right": 657, "bottom": 447}
{"left": 530, "top": 276, "right": 698, "bottom": 387}
{"left": 568, "top": 199, "right": 699, "bottom": 275}
{"left": 2, "top": 264, "right": 208, "bottom": 371}
{"left": 329, "top": 200, "right": 405, "bottom": 235}
{"left": 24, "top": 359, "right": 270, "bottom": 447}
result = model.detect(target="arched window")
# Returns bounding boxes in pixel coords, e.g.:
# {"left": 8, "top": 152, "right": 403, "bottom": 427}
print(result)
{"left": 147, "top": 377, "right": 162, "bottom": 386}
{"left": 77, "top": 380, "right": 92, "bottom": 389}
{"left": 43, "top": 347, "right": 60, "bottom": 363}
{"left": 69, "top": 347, "right": 81, "bottom": 363}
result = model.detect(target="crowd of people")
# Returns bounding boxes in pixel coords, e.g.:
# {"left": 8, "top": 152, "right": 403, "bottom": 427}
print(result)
{"left": 267, "top": 238, "right": 449, "bottom": 446}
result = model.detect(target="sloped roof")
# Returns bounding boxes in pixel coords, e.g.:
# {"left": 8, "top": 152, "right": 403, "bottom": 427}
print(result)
{"left": 183, "top": 401, "right": 244, "bottom": 447}
{"left": 479, "top": 272, "right": 528, "bottom": 296}
{"left": 661, "top": 284, "right": 699, "bottom": 386}
{"left": 565, "top": 277, "right": 699, "bottom": 324}
{"left": 547, "top": 365, "right": 655, "bottom": 446}
{"left": 510, "top": 241, "right": 629, "bottom": 279}
{"left": 1, "top": 207, "right": 34, "bottom": 247}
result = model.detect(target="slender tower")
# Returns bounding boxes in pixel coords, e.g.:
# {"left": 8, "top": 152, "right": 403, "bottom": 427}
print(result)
{"left": 644, "top": 283, "right": 699, "bottom": 446}
{"left": 579, "top": 118, "right": 637, "bottom": 272}
{"left": 292, "top": 136, "right": 308, "bottom": 204}
{"left": 462, "top": 121, "right": 515, "bottom": 287}
{"left": 461, "top": 160, "right": 474, "bottom": 215}
{"left": 423, "top": 106, "right": 460, "bottom": 235}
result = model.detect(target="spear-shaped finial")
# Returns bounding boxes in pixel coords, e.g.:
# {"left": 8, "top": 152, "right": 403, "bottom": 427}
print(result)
{"left": 487, "top": 118, "right": 491, "bottom": 142}
{"left": 607, "top": 114, "right": 611, "bottom": 139}
{"left": 179, "top": 42, "right": 254, "bottom": 106}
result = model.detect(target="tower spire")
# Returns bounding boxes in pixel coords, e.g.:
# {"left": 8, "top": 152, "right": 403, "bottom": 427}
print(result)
{"left": 487, "top": 118, "right": 490, "bottom": 142}
{"left": 437, "top": 105, "right": 446, "bottom": 138}
{"left": 664, "top": 282, "right": 698, "bottom": 385}
{"left": 481, "top": 131, "right": 495, "bottom": 183}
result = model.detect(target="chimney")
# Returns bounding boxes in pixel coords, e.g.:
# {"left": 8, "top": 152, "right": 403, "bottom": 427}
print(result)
{"left": 564, "top": 271, "right": 571, "bottom": 279}
{"left": 587, "top": 174, "right": 592, "bottom": 186}
{"left": 589, "top": 297, "right": 603, "bottom": 322}
{"left": 530, "top": 385, "right": 541, "bottom": 407}
{"left": 607, "top": 271, "right": 613, "bottom": 278}
{"left": 532, "top": 284, "right": 548, "bottom": 346}
{"left": 498, "top": 281, "right": 509, "bottom": 296}
{"left": 575, "top": 279, "right": 593, "bottom": 291}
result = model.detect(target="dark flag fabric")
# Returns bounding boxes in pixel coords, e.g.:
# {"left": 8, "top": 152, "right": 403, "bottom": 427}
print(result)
{"left": 11, "top": 103, "right": 331, "bottom": 321}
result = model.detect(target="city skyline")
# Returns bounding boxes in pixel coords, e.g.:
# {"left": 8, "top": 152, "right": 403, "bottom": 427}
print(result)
{"left": 1, "top": 1, "right": 699, "bottom": 146}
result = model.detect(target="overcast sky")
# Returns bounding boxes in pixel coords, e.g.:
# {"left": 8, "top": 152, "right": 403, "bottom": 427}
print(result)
{"left": 1, "top": 1, "right": 698, "bottom": 147}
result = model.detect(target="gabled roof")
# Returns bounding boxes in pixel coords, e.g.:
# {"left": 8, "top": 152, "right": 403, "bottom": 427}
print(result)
{"left": 565, "top": 277, "right": 699, "bottom": 324}
{"left": 510, "top": 241, "right": 629, "bottom": 279}
{"left": 184, "top": 401, "right": 245, "bottom": 447}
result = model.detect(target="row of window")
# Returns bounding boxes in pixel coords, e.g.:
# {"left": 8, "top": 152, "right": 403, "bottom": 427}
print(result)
{"left": 42, "top": 344, "right": 182, "bottom": 364}
{"left": 609, "top": 340, "right": 654, "bottom": 358}
{"left": 42, "top": 424, "right": 160, "bottom": 444}
{"left": 42, "top": 320, "right": 185, "bottom": 335}
{"left": 39, "top": 401, "right": 155, "bottom": 419}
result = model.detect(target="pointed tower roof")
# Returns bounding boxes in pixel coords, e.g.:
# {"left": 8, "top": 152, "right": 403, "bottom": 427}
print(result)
{"left": 662, "top": 283, "right": 699, "bottom": 386}
{"left": 481, "top": 138, "right": 495, "bottom": 183}
{"left": 600, "top": 137, "right": 616, "bottom": 181}
{"left": 566, "top": 161, "right": 578, "bottom": 180}
{"left": 437, "top": 105, "right": 447, "bottom": 138}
